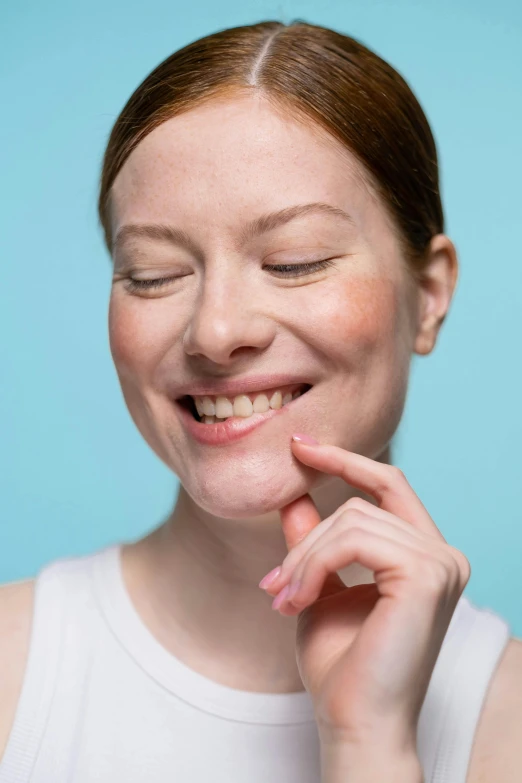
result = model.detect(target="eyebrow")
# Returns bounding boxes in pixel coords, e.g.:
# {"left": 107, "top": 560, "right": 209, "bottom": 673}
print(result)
{"left": 112, "top": 202, "right": 356, "bottom": 256}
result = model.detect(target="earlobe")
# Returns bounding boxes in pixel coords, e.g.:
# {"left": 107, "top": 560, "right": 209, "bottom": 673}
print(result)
{"left": 412, "top": 234, "right": 459, "bottom": 357}
{"left": 414, "top": 315, "right": 438, "bottom": 356}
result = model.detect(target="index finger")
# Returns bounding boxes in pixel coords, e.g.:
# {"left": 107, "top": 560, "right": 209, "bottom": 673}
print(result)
{"left": 291, "top": 439, "right": 445, "bottom": 540}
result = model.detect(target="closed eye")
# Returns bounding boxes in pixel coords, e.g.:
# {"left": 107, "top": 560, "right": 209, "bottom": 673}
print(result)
{"left": 264, "top": 259, "right": 336, "bottom": 277}
{"left": 124, "top": 258, "right": 336, "bottom": 293}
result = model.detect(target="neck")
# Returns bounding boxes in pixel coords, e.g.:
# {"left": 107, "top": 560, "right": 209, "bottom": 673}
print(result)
{"left": 122, "top": 444, "right": 392, "bottom": 694}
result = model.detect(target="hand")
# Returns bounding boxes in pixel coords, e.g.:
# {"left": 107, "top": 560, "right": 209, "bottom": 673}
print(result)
{"left": 259, "top": 436, "right": 471, "bottom": 759}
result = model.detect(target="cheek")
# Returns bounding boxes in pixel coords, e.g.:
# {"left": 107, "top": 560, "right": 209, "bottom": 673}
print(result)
{"left": 314, "top": 276, "right": 407, "bottom": 354}
{"left": 307, "top": 275, "right": 413, "bottom": 458}
{"left": 108, "top": 294, "right": 173, "bottom": 381}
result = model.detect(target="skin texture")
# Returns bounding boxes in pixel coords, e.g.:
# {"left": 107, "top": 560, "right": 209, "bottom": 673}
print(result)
{"left": 1, "top": 90, "right": 521, "bottom": 780}
{"left": 108, "top": 90, "right": 459, "bottom": 695}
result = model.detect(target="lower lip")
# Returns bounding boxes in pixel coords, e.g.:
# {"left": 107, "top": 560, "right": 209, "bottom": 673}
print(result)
{"left": 174, "top": 395, "right": 306, "bottom": 446}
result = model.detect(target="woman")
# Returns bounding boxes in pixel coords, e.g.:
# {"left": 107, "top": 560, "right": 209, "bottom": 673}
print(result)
{"left": 0, "top": 19, "right": 520, "bottom": 783}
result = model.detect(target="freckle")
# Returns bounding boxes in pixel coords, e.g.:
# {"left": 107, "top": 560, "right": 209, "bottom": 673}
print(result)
{"left": 328, "top": 276, "right": 398, "bottom": 337}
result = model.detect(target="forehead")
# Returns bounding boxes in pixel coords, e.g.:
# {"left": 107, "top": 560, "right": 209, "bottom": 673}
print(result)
{"left": 110, "top": 92, "right": 394, "bottom": 247}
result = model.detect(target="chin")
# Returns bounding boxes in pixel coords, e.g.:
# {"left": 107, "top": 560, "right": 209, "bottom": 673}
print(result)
{"left": 183, "top": 463, "right": 328, "bottom": 519}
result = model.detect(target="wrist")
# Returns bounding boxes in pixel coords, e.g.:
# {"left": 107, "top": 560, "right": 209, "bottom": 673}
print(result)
{"left": 320, "top": 743, "right": 423, "bottom": 783}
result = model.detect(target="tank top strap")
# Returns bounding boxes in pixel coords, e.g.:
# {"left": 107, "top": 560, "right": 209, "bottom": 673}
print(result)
{"left": 418, "top": 595, "right": 510, "bottom": 783}
{"left": 0, "top": 551, "right": 100, "bottom": 783}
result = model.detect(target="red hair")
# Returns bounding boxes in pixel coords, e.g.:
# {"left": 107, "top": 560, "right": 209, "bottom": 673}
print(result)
{"left": 98, "top": 19, "right": 444, "bottom": 280}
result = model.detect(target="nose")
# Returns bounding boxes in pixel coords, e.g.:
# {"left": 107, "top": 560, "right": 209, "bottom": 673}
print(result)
{"left": 182, "top": 265, "right": 275, "bottom": 365}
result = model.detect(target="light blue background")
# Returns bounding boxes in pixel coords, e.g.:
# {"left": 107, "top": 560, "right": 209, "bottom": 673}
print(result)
{"left": 2, "top": 1, "right": 521, "bottom": 636}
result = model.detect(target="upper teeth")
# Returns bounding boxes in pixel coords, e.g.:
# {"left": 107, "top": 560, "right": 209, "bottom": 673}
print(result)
{"left": 192, "top": 386, "right": 306, "bottom": 421}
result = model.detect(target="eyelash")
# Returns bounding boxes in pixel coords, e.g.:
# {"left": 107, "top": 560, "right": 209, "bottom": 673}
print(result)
{"left": 125, "top": 259, "right": 335, "bottom": 292}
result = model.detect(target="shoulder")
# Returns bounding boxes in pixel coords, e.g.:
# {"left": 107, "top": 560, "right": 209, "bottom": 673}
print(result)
{"left": 0, "top": 579, "right": 35, "bottom": 761}
{"left": 467, "top": 636, "right": 522, "bottom": 782}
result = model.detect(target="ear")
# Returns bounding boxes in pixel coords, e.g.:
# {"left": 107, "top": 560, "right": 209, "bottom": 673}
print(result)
{"left": 413, "top": 234, "right": 459, "bottom": 356}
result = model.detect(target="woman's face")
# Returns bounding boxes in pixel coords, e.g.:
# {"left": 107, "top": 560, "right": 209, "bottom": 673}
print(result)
{"left": 109, "top": 92, "right": 421, "bottom": 518}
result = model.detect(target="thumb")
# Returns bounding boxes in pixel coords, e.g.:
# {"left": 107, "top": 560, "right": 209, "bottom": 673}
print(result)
{"left": 279, "top": 493, "right": 346, "bottom": 598}
{"left": 279, "top": 493, "right": 322, "bottom": 551}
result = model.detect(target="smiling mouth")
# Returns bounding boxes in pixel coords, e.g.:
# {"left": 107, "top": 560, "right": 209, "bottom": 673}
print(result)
{"left": 178, "top": 383, "right": 312, "bottom": 424}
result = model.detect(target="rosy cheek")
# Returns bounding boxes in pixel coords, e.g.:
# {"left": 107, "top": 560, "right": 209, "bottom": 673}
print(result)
{"left": 318, "top": 276, "right": 401, "bottom": 348}
{"left": 108, "top": 295, "right": 169, "bottom": 378}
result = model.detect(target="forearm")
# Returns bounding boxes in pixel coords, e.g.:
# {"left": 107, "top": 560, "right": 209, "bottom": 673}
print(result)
{"left": 320, "top": 744, "right": 424, "bottom": 783}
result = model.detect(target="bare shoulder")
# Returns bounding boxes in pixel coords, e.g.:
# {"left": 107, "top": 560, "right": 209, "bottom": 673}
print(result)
{"left": 467, "top": 637, "right": 522, "bottom": 783}
{"left": 0, "top": 579, "right": 35, "bottom": 761}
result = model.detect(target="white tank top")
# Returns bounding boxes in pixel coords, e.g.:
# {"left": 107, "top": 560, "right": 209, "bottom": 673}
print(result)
{"left": 0, "top": 544, "right": 510, "bottom": 783}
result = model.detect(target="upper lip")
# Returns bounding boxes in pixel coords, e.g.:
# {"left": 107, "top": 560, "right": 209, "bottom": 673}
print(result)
{"left": 174, "top": 374, "right": 313, "bottom": 399}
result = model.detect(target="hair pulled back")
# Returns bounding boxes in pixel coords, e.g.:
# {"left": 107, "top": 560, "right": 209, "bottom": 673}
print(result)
{"left": 98, "top": 19, "right": 444, "bottom": 279}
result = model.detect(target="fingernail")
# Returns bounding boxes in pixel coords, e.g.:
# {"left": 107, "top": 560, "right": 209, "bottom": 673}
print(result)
{"left": 292, "top": 433, "right": 319, "bottom": 445}
{"left": 259, "top": 566, "right": 282, "bottom": 589}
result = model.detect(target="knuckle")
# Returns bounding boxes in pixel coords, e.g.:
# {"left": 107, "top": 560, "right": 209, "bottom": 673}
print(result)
{"left": 343, "top": 497, "right": 369, "bottom": 513}
{"left": 337, "top": 508, "right": 369, "bottom": 528}
{"left": 341, "top": 526, "right": 373, "bottom": 555}
{"left": 448, "top": 547, "right": 472, "bottom": 585}
{"left": 412, "top": 557, "right": 450, "bottom": 595}
{"left": 306, "top": 526, "right": 368, "bottom": 571}
{"left": 375, "top": 464, "right": 407, "bottom": 495}
{"left": 389, "top": 465, "right": 407, "bottom": 483}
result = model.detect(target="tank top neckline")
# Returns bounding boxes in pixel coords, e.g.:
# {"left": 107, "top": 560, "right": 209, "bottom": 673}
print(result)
{"left": 91, "top": 543, "right": 317, "bottom": 725}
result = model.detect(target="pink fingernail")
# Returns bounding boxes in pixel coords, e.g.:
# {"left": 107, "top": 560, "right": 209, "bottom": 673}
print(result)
{"left": 292, "top": 433, "right": 319, "bottom": 445}
{"left": 259, "top": 566, "right": 282, "bottom": 589}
